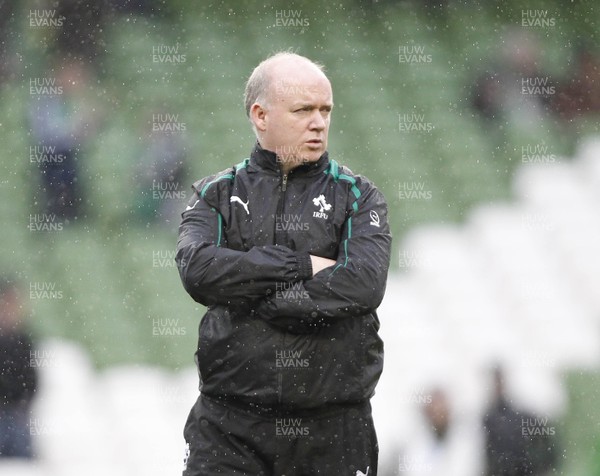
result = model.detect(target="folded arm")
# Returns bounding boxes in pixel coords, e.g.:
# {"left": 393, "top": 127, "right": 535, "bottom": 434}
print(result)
{"left": 255, "top": 185, "right": 392, "bottom": 332}
{"left": 176, "top": 192, "right": 313, "bottom": 307}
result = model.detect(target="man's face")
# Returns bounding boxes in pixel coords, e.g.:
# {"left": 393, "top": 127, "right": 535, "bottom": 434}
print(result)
{"left": 253, "top": 62, "right": 333, "bottom": 169}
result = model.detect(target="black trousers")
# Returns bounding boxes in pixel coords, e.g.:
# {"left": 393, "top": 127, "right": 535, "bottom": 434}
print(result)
{"left": 182, "top": 394, "right": 378, "bottom": 476}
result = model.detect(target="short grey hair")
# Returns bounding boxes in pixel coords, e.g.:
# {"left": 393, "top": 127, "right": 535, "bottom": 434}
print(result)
{"left": 244, "top": 52, "right": 326, "bottom": 119}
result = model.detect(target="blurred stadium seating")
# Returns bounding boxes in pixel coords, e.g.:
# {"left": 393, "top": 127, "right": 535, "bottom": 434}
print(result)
{"left": 374, "top": 137, "right": 600, "bottom": 475}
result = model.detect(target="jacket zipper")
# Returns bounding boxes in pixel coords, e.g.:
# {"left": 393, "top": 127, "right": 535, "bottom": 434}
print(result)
{"left": 277, "top": 172, "right": 288, "bottom": 405}
{"left": 274, "top": 173, "right": 288, "bottom": 246}
{"left": 277, "top": 335, "right": 284, "bottom": 404}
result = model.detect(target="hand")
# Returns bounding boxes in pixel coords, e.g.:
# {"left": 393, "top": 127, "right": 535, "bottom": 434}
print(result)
{"left": 309, "top": 255, "right": 336, "bottom": 276}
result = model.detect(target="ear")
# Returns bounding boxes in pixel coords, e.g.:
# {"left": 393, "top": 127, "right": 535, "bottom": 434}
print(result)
{"left": 250, "top": 103, "right": 268, "bottom": 132}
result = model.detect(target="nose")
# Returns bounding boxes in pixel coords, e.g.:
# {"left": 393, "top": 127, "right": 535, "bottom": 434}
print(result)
{"left": 309, "top": 110, "right": 326, "bottom": 131}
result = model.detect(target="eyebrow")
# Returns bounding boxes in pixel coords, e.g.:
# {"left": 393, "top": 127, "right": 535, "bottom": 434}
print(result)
{"left": 292, "top": 102, "right": 334, "bottom": 109}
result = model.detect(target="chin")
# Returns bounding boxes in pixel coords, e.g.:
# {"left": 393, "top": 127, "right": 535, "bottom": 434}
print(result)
{"left": 303, "top": 148, "right": 323, "bottom": 163}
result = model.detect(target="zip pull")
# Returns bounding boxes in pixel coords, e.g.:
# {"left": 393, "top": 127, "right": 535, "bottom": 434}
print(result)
{"left": 282, "top": 174, "right": 288, "bottom": 192}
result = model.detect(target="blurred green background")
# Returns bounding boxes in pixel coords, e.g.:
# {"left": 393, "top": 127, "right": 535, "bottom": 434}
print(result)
{"left": 0, "top": 1, "right": 599, "bottom": 472}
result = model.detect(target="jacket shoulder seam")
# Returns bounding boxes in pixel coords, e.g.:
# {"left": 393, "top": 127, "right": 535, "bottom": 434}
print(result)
{"left": 192, "top": 158, "right": 249, "bottom": 199}
{"left": 199, "top": 171, "right": 234, "bottom": 198}
{"left": 332, "top": 163, "right": 362, "bottom": 212}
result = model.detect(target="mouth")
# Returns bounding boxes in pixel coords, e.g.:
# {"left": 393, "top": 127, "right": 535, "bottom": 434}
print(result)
{"left": 306, "top": 139, "right": 322, "bottom": 145}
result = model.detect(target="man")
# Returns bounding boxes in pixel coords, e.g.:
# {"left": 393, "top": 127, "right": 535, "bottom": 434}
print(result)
{"left": 0, "top": 277, "right": 38, "bottom": 458}
{"left": 483, "top": 367, "right": 558, "bottom": 476}
{"left": 176, "top": 52, "right": 391, "bottom": 475}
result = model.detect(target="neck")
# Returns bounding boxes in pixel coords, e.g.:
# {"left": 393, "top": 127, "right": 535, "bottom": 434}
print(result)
{"left": 280, "top": 161, "right": 296, "bottom": 175}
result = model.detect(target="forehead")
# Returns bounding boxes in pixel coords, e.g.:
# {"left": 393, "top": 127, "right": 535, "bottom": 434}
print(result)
{"left": 268, "top": 61, "right": 333, "bottom": 104}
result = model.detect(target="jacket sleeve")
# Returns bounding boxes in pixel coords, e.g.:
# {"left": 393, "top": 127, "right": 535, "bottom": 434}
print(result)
{"left": 254, "top": 181, "right": 392, "bottom": 332}
{"left": 176, "top": 190, "right": 313, "bottom": 307}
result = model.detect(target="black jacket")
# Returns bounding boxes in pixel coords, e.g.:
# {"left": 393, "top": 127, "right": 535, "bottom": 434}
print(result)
{"left": 176, "top": 143, "right": 392, "bottom": 409}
